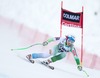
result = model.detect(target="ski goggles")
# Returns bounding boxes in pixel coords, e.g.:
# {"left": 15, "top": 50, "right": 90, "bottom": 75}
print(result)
{"left": 67, "top": 39, "right": 74, "bottom": 44}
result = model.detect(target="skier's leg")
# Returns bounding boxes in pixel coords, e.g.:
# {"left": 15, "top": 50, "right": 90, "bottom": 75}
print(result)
{"left": 26, "top": 53, "right": 50, "bottom": 63}
{"left": 50, "top": 45, "right": 67, "bottom": 62}
{"left": 42, "top": 52, "right": 66, "bottom": 65}
{"left": 26, "top": 49, "right": 53, "bottom": 59}
{"left": 41, "top": 46, "right": 61, "bottom": 65}
{"left": 51, "top": 52, "right": 66, "bottom": 62}
{"left": 31, "top": 50, "right": 53, "bottom": 59}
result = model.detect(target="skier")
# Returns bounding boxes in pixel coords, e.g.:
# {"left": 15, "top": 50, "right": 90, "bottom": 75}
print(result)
{"left": 26, "top": 35, "right": 82, "bottom": 71}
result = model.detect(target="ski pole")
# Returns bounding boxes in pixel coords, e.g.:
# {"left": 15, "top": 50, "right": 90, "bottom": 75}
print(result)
{"left": 11, "top": 43, "right": 43, "bottom": 51}
{"left": 82, "top": 70, "right": 89, "bottom": 77}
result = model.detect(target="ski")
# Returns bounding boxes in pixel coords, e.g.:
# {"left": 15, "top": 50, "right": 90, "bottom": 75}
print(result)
{"left": 34, "top": 60, "right": 54, "bottom": 70}
{"left": 40, "top": 61, "right": 54, "bottom": 70}
{"left": 17, "top": 54, "right": 54, "bottom": 70}
{"left": 17, "top": 54, "right": 33, "bottom": 63}
{"left": 82, "top": 70, "right": 89, "bottom": 77}
{"left": 27, "top": 59, "right": 54, "bottom": 70}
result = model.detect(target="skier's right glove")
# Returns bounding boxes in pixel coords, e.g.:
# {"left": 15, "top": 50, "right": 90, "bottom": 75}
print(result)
{"left": 42, "top": 41, "right": 48, "bottom": 46}
{"left": 77, "top": 65, "right": 82, "bottom": 71}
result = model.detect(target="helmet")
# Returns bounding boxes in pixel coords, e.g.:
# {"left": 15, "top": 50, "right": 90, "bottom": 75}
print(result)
{"left": 66, "top": 35, "right": 75, "bottom": 43}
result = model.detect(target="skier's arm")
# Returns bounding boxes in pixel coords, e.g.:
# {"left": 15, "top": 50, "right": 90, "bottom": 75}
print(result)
{"left": 71, "top": 47, "right": 82, "bottom": 71}
{"left": 47, "top": 37, "right": 60, "bottom": 42}
{"left": 43, "top": 37, "right": 60, "bottom": 46}
{"left": 71, "top": 48, "right": 80, "bottom": 65}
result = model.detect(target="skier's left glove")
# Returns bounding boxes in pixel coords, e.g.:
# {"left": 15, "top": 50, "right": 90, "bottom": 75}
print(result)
{"left": 77, "top": 65, "right": 82, "bottom": 71}
{"left": 42, "top": 41, "right": 48, "bottom": 46}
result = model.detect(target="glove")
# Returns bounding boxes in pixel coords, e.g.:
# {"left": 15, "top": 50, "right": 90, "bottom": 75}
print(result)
{"left": 42, "top": 41, "right": 48, "bottom": 46}
{"left": 77, "top": 65, "right": 82, "bottom": 71}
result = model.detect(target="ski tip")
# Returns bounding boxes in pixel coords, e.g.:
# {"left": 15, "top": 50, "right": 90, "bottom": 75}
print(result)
{"left": 52, "top": 67, "right": 54, "bottom": 70}
{"left": 87, "top": 75, "right": 89, "bottom": 77}
{"left": 48, "top": 66, "right": 54, "bottom": 70}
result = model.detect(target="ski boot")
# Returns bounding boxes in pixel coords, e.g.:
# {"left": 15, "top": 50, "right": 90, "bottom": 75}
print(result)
{"left": 26, "top": 54, "right": 34, "bottom": 63}
{"left": 41, "top": 60, "right": 54, "bottom": 70}
{"left": 41, "top": 59, "right": 52, "bottom": 66}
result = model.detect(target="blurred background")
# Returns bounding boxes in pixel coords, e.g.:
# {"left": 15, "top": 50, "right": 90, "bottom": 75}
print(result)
{"left": 0, "top": 0, "right": 100, "bottom": 78}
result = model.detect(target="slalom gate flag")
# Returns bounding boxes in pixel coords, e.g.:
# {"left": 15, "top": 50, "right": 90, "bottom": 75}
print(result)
{"left": 61, "top": 8, "right": 83, "bottom": 28}
{"left": 60, "top": 1, "right": 84, "bottom": 66}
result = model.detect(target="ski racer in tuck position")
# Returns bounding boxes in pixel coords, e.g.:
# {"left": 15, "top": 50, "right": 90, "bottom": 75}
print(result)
{"left": 26, "top": 35, "right": 82, "bottom": 71}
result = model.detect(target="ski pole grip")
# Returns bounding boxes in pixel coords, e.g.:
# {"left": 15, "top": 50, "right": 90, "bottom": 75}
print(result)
{"left": 43, "top": 41, "right": 48, "bottom": 46}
